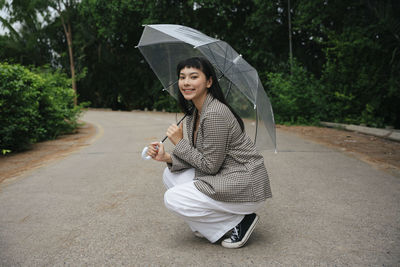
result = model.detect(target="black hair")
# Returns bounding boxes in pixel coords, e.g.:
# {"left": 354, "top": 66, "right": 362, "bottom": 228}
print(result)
{"left": 176, "top": 57, "right": 244, "bottom": 132}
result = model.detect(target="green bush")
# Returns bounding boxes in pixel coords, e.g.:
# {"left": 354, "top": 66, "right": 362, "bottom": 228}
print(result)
{"left": 0, "top": 63, "right": 41, "bottom": 151}
{"left": 266, "top": 60, "right": 325, "bottom": 125}
{"left": 34, "top": 67, "right": 83, "bottom": 141}
{"left": 0, "top": 63, "right": 83, "bottom": 152}
{"left": 265, "top": 56, "right": 393, "bottom": 128}
{"left": 153, "top": 92, "right": 179, "bottom": 112}
{"left": 319, "top": 29, "right": 391, "bottom": 128}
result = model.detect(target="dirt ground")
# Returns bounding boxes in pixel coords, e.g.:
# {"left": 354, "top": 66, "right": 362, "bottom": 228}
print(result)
{"left": 1, "top": 121, "right": 399, "bottom": 184}
{"left": 278, "top": 125, "right": 400, "bottom": 177}
{"left": 0, "top": 122, "right": 97, "bottom": 184}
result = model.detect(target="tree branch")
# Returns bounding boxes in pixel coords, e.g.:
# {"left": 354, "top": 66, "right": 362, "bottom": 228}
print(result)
{"left": 0, "top": 16, "right": 21, "bottom": 39}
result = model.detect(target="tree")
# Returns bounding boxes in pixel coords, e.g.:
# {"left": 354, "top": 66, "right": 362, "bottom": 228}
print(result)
{"left": 0, "top": 0, "right": 80, "bottom": 105}
{"left": 0, "top": 0, "right": 53, "bottom": 66}
{"left": 283, "top": 0, "right": 400, "bottom": 127}
{"left": 47, "top": 0, "right": 79, "bottom": 105}
{"left": 1, "top": 0, "right": 398, "bottom": 127}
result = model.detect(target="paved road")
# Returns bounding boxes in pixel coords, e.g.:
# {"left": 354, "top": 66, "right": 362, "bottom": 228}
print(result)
{"left": 1, "top": 110, "right": 399, "bottom": 266}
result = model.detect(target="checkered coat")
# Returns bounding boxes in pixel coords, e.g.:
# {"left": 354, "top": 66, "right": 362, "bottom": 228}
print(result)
{"left": 168, "top": 94, "right": 272, "bottom": 203}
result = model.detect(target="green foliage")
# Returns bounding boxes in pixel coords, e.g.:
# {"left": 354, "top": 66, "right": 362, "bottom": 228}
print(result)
{"left": 76, "top": 0, "right": 153, "bottom": 110}
{"left": 318, "top": 6, "right": 399, "bottom": 128}
{"left": 0, "top": 0, "right": 53, "bottom": 66}
{"left": 153, "top": 92, "right": 180, "bottom": 112}
{"left": 34, "top": 66, "right": 85, "bottom": 140}
{"left": 1, "top": 0, "right": 399, "bottom": 128}
{"left": 2, "top": 149, "right": 11, "bottom": 155}
{"left": 266, "top": 60, "right": 324, "bottom": 125}
{"left": 0, "top": 63, "right": 41, "bottom": 151}
{"left": 0, "top": 63, "right": 84, "bottom": 152}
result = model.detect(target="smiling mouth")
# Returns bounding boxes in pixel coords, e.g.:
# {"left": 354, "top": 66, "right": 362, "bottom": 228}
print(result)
{"left": 182, "top": 89, "right": 195, "bottom": 92}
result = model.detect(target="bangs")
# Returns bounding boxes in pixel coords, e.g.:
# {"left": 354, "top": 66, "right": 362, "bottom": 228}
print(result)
{"left": 176, "top": 58, "right": 203, "bottom": 76}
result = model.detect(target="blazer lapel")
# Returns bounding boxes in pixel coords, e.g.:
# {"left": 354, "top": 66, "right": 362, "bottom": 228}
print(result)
{"left": 194, "top": 94, "right": 215, "bottom": 148}
{"left": 198, "top": 93, "right": 214, "bottom": 123}
{"left": 185, "top": 114, "right": 193, "bottom": 146}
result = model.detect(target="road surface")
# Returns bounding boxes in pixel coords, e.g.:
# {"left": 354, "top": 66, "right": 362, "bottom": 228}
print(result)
{"left": 1, "top": 110, "right": 399, "bottom": 266}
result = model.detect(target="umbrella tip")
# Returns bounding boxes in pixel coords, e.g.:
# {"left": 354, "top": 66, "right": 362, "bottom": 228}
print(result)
{"left": 233, "top": 54, "right": 242, "bottom": 64}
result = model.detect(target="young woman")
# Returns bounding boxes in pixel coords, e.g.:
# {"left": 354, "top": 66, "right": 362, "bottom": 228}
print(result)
{"left": 146, "top": 57, "right": 271, "bottom": 248}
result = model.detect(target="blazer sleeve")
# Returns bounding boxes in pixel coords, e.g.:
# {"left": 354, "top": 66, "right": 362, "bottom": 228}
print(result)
{"left": 167, "top": 153, "right": 192, "bottom": 172}
{"left": 171, "top": 111, "right": 230, "bottom": 175}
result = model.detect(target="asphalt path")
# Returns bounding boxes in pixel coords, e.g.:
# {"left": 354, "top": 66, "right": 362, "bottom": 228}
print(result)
{"left": 0, "top": 110, "right": 399, "bottom": 266}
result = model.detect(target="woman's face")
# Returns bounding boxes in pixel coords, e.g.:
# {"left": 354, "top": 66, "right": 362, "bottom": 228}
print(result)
{"left": 178, "top": 67, "right": 212, "bottom": 103}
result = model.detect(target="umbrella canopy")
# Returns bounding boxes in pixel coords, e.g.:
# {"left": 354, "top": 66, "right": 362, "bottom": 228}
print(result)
{"left": 137, "top": 24, "right": 276, "bottom": 151}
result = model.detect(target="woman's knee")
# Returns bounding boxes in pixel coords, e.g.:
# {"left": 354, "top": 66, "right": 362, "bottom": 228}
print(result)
{"left": 163, "top": 167, "right": 173, "bottom": 189}
{"left": 164, "top": 188, "right": 176, "bottom": 212}
{"left": 164, "top": 186, "right": 189, "bottom": 215}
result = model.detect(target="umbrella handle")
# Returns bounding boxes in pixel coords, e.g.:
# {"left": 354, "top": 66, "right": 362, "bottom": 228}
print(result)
{"left": 141, "top": 143, "right": 160, "bottom": 160}
{"left": 141, "top": 146, "right": 152, "bottom": 160}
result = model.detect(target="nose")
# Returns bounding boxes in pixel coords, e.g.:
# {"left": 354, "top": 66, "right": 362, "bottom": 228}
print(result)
{"left": 183, "top": 77, "right": 190, "bottom": 86}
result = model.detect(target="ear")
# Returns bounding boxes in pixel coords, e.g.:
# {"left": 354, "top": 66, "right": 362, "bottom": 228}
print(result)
{"left": 206, "top": 76, "right": 213, "bottom": 88}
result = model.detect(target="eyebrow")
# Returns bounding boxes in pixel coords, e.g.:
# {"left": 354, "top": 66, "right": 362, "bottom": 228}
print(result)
{"left": 180, "top": 71, "right": 199, "bottom": 76}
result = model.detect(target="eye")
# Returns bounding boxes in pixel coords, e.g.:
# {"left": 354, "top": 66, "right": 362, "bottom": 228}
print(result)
{"left": 191, "top": 75, "right": 198, "bottom": 79}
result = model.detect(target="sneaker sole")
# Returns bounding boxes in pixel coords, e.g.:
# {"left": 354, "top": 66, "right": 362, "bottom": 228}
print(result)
{"left": 221, "top": 215, "right": 259, "bottom": 249}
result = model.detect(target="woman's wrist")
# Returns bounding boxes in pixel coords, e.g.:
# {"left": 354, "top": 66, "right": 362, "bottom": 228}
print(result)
{"left": 164, "top": 152, "right": 172, "bottom": 163}
{"left": 171, "top": 137, "right": 182, "bottom": 146}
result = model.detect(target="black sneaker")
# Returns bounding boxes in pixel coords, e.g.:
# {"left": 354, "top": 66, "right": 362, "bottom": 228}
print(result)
{"left": 221, "top": 213, "right": 259, "bottom": 248}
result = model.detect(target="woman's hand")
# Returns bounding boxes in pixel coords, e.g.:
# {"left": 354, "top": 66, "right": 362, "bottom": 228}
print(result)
{"left": 146, "top": 142, "right": 172, "bottom": 163}
{"left": 166, "top": 123, "right": 183, "bottom": 145}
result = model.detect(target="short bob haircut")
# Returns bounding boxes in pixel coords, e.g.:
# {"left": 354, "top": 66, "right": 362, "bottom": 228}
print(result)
{"left": 176, "top": 57, "right": 244, "bottom": 131}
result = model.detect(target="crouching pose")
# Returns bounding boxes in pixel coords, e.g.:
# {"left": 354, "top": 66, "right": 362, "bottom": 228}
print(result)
{"left": 147, "top": 57, "right": 271, "bottom": 248}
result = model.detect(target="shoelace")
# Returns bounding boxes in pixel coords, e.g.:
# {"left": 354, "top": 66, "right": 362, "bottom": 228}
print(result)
{"left": 230, "top": 225, "right": 240, "bottom": 241}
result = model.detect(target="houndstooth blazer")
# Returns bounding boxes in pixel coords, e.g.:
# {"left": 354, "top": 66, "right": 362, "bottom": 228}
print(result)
{"left": 168, "top": 94, "right": 272, "bottom": 203}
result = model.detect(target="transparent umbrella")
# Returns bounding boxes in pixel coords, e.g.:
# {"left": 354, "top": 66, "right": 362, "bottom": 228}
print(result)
{"left": 137, "top": 24, "right": 276, "bottom": 152}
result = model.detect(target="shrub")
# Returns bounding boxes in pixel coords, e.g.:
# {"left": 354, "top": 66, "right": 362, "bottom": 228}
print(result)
{"left": 266, "top": 60, "right": 325, "bottom": 125}
{"left": 0, "top": 63, "right": 83, "bottom": 152}
{"left": 152, "top": 92, "right": 179, "bottom": 112}
{"left": 34, "top": 67, "right": 83, "bottom": 141}
{"left": 0, "top": 63, "right": 41, "bottom": 151}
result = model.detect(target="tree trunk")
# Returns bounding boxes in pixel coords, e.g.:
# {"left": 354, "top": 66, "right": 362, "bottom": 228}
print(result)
{"left": 60, "top": 14, "right": 77, "bottom": 105}
{"left": 66, "top": 22, "right": 77, "bottom": 105}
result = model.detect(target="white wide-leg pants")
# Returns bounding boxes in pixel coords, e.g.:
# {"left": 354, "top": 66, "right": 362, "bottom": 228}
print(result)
{"left": 163, "top": 167, "right": 264, "bottom": 243}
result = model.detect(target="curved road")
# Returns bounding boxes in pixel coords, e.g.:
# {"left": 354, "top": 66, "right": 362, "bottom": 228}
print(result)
{"left": 0, "top": 110, "right": 399, "bottom": 266}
